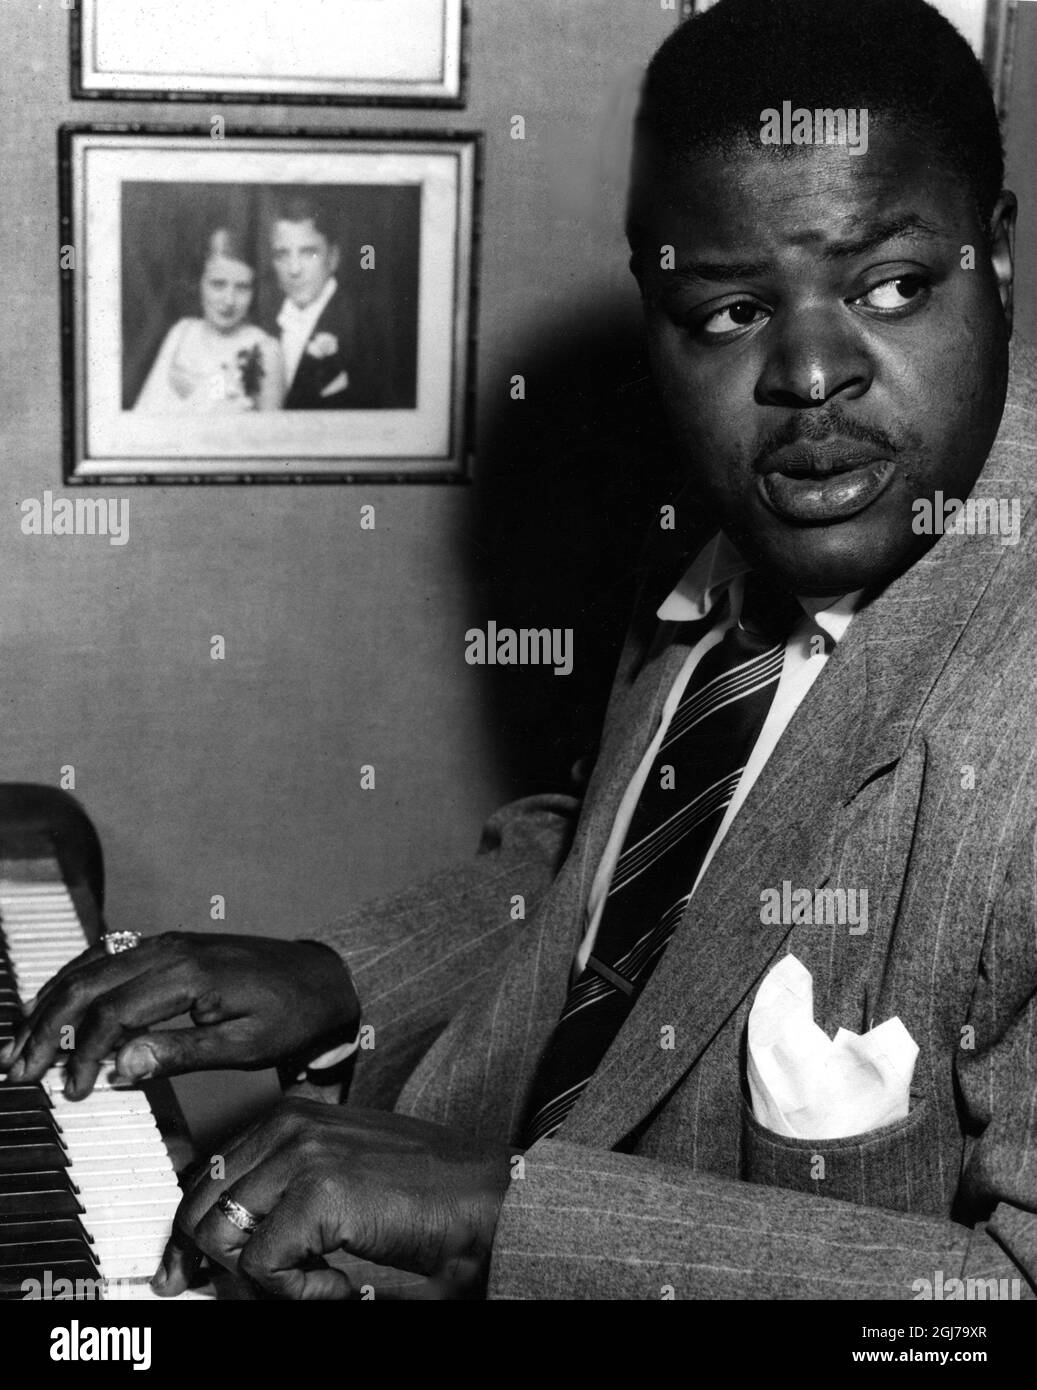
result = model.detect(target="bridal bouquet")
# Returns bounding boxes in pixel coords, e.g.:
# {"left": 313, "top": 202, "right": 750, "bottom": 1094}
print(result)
{"left": 237, "top": 344, "right": 265, "bottom": 403}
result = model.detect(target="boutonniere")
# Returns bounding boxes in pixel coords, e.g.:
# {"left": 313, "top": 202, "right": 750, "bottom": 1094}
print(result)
{"left": 307, "top": 332, "right": 339, "bottom": 360}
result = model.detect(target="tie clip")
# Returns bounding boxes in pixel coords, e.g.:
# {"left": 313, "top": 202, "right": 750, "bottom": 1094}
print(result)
{"left": 586, "top": 955, "right": 635, "bottom": 996}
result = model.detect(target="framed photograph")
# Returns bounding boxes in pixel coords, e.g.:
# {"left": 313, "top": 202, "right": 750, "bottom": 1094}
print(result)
{"left": 685, "top": 1, "right": 1018, "bottom": 117}
{"left": 72, "top": 0, "right": 468, "bottom": 107}
{"left": 60, "top": 126, "right": 480, "bottom": 484}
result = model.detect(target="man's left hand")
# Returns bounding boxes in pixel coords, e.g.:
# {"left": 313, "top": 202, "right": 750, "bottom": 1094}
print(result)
{"left": 153, "top": 1100, "right": 516, "bottom": 1300}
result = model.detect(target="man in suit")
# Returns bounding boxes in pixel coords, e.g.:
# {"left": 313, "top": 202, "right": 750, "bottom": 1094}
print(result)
{"left": 270, "top": 194, "right": 389, "bottom": 410}
{"left": 5, "top": 0, "right": 1037, "bottom": 1299}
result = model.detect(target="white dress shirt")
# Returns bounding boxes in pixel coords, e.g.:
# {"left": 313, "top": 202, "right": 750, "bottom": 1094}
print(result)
{"left": 575, "top": 532, "right": 862, "bottom": 974}
{"left": 277, "top": 276, "right": 339, "bottom": 387}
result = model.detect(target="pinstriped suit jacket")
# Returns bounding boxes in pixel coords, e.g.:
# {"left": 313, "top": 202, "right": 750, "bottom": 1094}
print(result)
{"left": 313, "top": 344, "right": 1037, "bottom": 1299}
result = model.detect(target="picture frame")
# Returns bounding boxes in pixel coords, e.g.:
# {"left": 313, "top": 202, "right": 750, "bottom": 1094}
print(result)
{"left": 71, "top": 0, "right": 468, "bottom": 108}
{"left": 60, "top": 125, "right": 481, "bottom": 485}
{"left": 684, "top": 1, "right": 1019, "bottom": 118}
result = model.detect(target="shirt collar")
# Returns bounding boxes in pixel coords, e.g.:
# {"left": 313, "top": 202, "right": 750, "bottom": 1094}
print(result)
{"left": 278, "top": 276, "right": 338, "bottom": 330}
{"left": 656, "top": 530, "right": 863, "bottom": 644}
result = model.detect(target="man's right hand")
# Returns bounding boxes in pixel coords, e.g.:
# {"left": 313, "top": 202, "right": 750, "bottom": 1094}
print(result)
{"left": 0, "top": 933, "right": 359, "bottom": 1100}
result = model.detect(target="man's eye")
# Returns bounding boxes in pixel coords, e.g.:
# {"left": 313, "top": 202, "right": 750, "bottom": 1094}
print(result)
{"left": 856, "top": 275, "right": 931, "bottom": 313}
{"left": 699, "top": 300, "right": 768, "bottom": 337}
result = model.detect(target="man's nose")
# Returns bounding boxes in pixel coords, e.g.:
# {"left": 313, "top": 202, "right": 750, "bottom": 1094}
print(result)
{"left": 754, "top": 305, "right": 872, "bottom": 407}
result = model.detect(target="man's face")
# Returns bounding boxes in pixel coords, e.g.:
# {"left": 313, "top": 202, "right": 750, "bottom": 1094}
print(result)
{"left": 635, "top": 123, "right": 1015, "bottom": 594}
{"left": 271, "top": 218, "right": 339, "bottom": 309}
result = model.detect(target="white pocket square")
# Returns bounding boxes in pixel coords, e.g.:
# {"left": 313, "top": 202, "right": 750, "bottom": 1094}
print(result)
{"left": 320, "top": 371, "right": 349, "bottom": 398}
{"left": 747, "top": 954, "right": 918, "bottom": 1140}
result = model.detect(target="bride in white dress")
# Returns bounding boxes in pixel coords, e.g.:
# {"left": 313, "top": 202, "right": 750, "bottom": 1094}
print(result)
{"left": 134, "top": 228, "right": 285, "bottom": 412}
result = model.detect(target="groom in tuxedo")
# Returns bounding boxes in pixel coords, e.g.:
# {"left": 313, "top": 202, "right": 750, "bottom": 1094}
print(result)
{"left": 270, "top": 195, "right": 389, "bottom": 410}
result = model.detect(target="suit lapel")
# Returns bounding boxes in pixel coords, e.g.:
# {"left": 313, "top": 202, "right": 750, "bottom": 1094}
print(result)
{"left": 285, "top": 293, "right": 346, "bottom": 404}
{"left": 557, "top": 519, "right": 1011, "bottom": 1149}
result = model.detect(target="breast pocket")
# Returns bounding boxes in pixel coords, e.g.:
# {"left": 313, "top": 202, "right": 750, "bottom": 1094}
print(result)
{"left": 740, "top": 1093, "right": 945, "bottom": 1216}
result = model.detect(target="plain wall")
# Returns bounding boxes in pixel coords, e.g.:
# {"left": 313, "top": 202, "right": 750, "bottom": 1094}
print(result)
{"left": 1, "top": 0, "right": 1034, "bottom": 1144}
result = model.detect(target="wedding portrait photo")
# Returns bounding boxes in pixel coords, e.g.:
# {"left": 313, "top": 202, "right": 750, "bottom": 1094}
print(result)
{"left": 62, "top": 129, "right": 478, "bottom": 482}
{"left": 122, "top": 182, "right": 420, "bottom": 414}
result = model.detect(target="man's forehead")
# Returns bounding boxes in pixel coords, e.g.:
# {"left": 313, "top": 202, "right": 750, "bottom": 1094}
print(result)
{"left": 649, "top": 144, "right": 968, "bottom": 263}
{"left": 271, "top": 219, "right": 325, "bottom": 243}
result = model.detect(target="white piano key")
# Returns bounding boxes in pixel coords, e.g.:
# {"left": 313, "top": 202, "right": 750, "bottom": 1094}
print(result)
{"left": 51, "top": 1094, "right": 156, "bottom": 1115}
{"left": 86, "top": 1203, "right": 182, "bottom": 1229}
{"left": 3, "top": 873, "right": 193, "bottom": 1299}
{"left": 73, "top": 1175, "right": 183, "bottom": 1199}
{"left": 96, "top": 1254, "right": 168, "bottom": 1280}
{"left": 64, "top": 1141, "right": 166, "bottom": 1161}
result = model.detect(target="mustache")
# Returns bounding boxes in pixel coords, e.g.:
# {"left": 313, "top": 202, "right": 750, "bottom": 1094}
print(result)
{"left": 751, "top": 410, "right": 901, "bottom": 473}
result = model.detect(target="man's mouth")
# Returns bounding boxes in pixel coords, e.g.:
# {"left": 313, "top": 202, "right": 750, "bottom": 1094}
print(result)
{"left": 757, "top": 444, "right": 896, "bottom": 523}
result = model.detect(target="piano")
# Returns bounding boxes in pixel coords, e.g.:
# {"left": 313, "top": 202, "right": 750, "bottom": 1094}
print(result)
{"left": 0, "top": 785, "right": 198, "bottom": 1301}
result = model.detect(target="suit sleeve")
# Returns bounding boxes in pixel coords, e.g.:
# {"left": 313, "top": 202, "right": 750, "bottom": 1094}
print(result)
{"left": 487, "top": 822, "right": 1037, "bottom": 1301}
{"left": 307, "top": 793, "right": 580, "bottom": 1108}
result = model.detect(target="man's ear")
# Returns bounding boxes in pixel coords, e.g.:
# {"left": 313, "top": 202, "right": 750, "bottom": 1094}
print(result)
{"left": 988, "top": 189, "right": 1017, "bottom": 337}
{"left": 329, "top": 243, "right": 341, "bottom": 274}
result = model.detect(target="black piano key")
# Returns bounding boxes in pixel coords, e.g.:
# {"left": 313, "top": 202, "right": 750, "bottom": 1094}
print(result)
{"left": 0, "top": 1087, "right": 50, "bottom": 1113}
{"left": 0, "top": 1109, "right": 52, "bottom": 1131}
{"left": 0, "top": 1217, "right": 87, "bottom": 1244}
{"left": 0, "top": 1170, "right": 74, "bottom": 1194}
{"left": 0, "top": 1137, "right": 69, "bottom": 1174}
{"left": 0, "top": 1123, "right": 65, "bottom": 1147}
{"left": 0, "top": 1182, "right": 83, "bottom": 1219}
{"left": 0, "top": 1237, "right": 98, "bottom": 1268}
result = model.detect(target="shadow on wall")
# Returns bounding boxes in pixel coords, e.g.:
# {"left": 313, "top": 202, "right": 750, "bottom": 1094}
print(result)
{"left": 470, "top": 305, "right": 687, "bottom": 798}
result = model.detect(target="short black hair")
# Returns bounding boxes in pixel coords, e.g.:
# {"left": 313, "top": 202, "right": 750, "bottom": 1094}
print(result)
{"left": 628, "top": 0, "right": 1004, "bottom": 248}
{"left": 271, "top": 192, "right": 338, "bottom": 246}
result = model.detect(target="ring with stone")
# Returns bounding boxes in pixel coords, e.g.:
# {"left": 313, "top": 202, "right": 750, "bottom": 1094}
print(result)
{"left": 101, "top": 930, "right": 142, "bottom": 956}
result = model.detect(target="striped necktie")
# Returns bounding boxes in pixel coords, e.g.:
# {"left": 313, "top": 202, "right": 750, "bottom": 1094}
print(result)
{"left": 517, "top": 574, "right": 803, "bottom": 1147}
